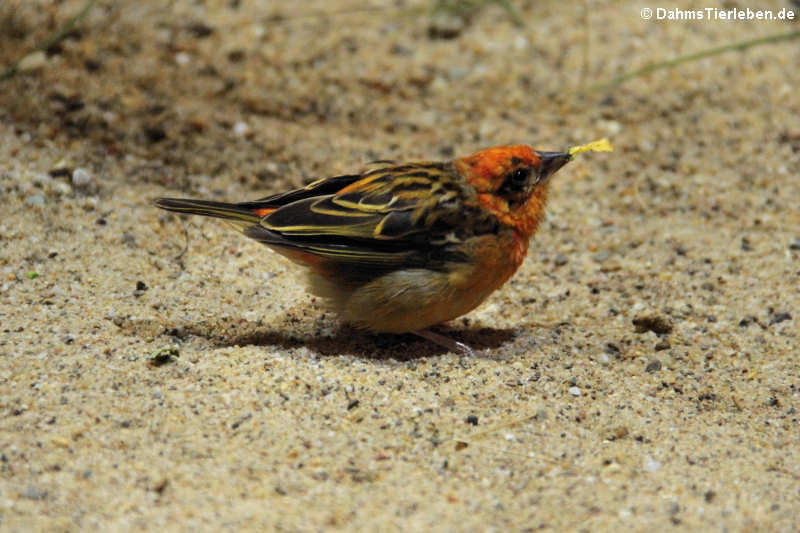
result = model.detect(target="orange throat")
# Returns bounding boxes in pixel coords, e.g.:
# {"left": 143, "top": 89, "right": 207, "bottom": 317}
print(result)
{"left": 477, "top": 184, "right": 549, "bottom": 266}
{"left": 510, "top": 187, "right": 549, "bottom": 267}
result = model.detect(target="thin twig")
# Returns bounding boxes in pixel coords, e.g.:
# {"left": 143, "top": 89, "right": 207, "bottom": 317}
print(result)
{"left": 578, "top": 0, "right": 590, "bottom": 90}
{"left": 591, "top": 29, "right": 800, "bottom": 92}
{"left": 1, "top": 0, "right": 98, "bottom": 81}
{"left": 263, "top": 5, "right": 395, "bottom": 22}
{"left": 495, "top": 0, "right": 525, "bottom": 27}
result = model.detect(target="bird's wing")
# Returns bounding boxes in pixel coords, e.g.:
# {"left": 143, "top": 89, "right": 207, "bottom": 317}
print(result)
{"left": 236, "top": 174, "right": 364, "bottom": 215}
{"left": 236, "top": 159, "right": 401, "bottom": 214}
{"left": 242, "top": 163, "right": 498, "bottom": 269}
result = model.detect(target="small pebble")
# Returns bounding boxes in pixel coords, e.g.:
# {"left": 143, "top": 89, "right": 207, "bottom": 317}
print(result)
{"left": 18, "top": 51, "right": 47, "bottom": 72}
{"left": 633, "top": 314, "right": 673, "bottom": 334}
{"left": 188, "top": 22, "right": 214, "bottom": 38}
{"left": 233, "top": 121, "right": 249, "bottom": 136}
{"left": 553, "top": 253, "right": 568, "bottom": 266}
{"left": 72, "top": 168, "right": 92, "bottom": 186}
{"left": 602, "top": 120, "right": 622, "bottom": 135}
{"left": 593, "top": 251, "right": 611, "bottom": 263}
{"left": 22, "top": 484, "right": 48, "bottom": 500}
{"left": 768, "top": 397, "right": 779, "bottom": 407}
{"left": 465, "top": 415, "right": 478, "bottom": 426}
{"left": 428, "top": 12, "right": 466, "bottom": 40}
{"left": 144, "top": 125, "right": 167, "bottom": 143}
{"left": 175, "top": 52, "right": 191, "bottom": 65}
{"left": 789, "top": 237, "right": 800, "bottom": 251}
{"left": 569, "top": 386, "right": 581, "bottom": 396}
{"left": 738, "top": 316, "right": 757, "bottom": 328}
{"left": 769, "top": 312, "right": 791, "bottom": 325}
{"left": 49, "top": 167, "right": 72, "bottom": 178}
{"left": 606, "top": 426, "right": 629, "bottom": 440}
{"left": 645, "top": 359, "right": 662, "bottom": 373}
{"left": 25, "top": 195, "right": 45, "bottom": 207}
{"left": 122, "top": 233, "right": 137, "bottom": 247}
{"left": 654, "top": 339, "right": 671, "bottom": 351}
{"left": 54, "top": 181, "right": 72, "bottom": 195}
{"left": 644, "top": 456, "right": 662, "bottom": 473}
{"left": 600, "top": 95, "right": 616, "bottom": 106}
{"left": 148, "top": 347, "right": 180, "bottom": 367}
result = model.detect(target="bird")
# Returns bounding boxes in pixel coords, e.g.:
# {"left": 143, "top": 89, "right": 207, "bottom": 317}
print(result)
{"left": 154, "top": 142, "right": 601, "bottom": 354}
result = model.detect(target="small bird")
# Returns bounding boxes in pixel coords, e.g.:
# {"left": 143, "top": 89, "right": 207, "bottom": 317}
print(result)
{"left": 155, "top": 141, "right": 608, "bottom": 353}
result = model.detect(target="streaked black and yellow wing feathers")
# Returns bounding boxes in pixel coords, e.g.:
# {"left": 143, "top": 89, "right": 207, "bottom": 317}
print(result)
{"left": 156, "top": 162, "right": 500, "bottom": 275}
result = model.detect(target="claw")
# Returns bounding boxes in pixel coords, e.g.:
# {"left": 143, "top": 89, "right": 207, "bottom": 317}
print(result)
{"left": 413, "top": 329, "right": 474, "bottom": 356}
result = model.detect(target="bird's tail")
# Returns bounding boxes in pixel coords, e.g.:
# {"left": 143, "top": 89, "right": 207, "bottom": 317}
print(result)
{"left": 154, "top": 198, "right": 272, "bottom": 230}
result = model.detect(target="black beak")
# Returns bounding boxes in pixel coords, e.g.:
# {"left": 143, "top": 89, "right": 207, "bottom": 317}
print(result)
{"left": 536, "top": 151, "right": 572, "bottom": 180}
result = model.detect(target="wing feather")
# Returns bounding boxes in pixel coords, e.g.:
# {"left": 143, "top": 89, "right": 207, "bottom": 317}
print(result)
{"left": 244, "top": 162, "right": 498, "bottom": 271}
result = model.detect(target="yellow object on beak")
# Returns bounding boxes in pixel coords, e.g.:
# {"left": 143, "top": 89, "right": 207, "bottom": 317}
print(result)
{"left": 568, "top": 138, "right": 614, "bottom": 157}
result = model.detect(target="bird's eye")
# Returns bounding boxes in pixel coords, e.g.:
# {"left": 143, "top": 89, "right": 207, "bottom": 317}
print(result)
{"left": 511, "top": 167, "right": 531, "bottom": 185}
{"left": 500, "top": 166, "right": 534, "bottom": 198}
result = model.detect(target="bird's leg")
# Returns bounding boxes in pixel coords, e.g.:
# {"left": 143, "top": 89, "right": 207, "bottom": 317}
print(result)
{"left": 413, "top": 329, "right": 474, "bottom": 356}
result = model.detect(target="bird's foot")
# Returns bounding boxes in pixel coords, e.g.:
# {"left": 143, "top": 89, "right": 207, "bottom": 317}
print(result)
{"left": 413, "top": 329, "right": 474, "bottom": 356}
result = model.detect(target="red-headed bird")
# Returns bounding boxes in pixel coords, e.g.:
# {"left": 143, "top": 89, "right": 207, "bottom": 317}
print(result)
{"left": 155, "top": 145, "right": 574, "bottom": 353}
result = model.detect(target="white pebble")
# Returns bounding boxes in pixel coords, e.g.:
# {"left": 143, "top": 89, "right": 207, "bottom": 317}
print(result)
{"left": 602, "top": 120, "right": 622, "bottom": 135}
{"left": 250, "top": 24, "right": 266, "bottom": 39}
{"left": 569, "top": 386, "right": 581, "bottom": 396}
{"left": 72, "top": 168, "right": 92, "bottom": 186}
{"left": 54, "top": 182, "right": 72, "bottom": 195}
{"left": 175, "top": 52, "right": 191, "bottom": 65}
{"left": 25, "top": 195, "right": 45, "bottom": 207}
{"left": 233, "top": 121, "right": 249, "bottom": 136}
{"left": 644, "top": 456, "right": 662, "bottom": 472}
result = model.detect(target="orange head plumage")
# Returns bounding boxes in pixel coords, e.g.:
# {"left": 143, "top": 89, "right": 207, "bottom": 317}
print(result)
{"left": 454, "top": 145, "right": 571, "bottom": 239}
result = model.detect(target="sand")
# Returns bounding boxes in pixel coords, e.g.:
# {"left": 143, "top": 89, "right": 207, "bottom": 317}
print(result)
{"left": 1, "top": 0, "right": 798, "bottom": 531}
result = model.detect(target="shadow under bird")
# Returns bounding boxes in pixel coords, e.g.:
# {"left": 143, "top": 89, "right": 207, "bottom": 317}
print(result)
{"left": 155, "top": 144, "right": 575, "bottom": 354}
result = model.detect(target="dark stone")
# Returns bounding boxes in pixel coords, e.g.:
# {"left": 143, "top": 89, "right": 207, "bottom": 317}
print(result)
{"left": 645, "top": 360, "right": 662, "bottom": 373}
{"left": 144, "top": 125, "right": 167, "bottom": 143}
{"left": 769, "top": 312, "right": 791, "bottom": 325}
{"left": 633, "top": 315, "right": 673, "bottom": 334}
{"left": 654, "top": 339, "right": 670, "bottom": 351}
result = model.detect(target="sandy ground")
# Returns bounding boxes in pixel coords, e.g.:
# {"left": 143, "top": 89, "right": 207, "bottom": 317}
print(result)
{"left": 1, "top": 1, "right": 799, "bottom": 531}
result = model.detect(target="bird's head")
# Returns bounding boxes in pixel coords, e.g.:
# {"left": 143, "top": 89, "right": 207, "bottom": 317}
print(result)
{"left": 454, "top": 145, "right": 571, "bottom": 235}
